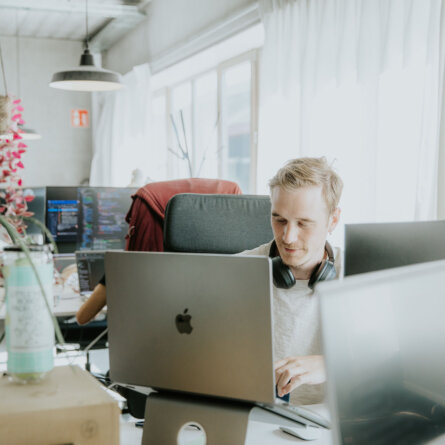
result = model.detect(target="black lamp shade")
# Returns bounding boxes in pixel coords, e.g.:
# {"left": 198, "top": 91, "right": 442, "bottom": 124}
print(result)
{"left": 50, "top": 49, "right": 123, "bottom": 92}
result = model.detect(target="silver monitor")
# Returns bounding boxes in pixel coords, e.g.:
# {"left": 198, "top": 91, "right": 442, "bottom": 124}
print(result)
{"left": 105, "top": 251, "right": 276, "bottom": 405}
{"left": 317, "top": 261, "right": 445, "bottom": 445}
{"left": 344, "top": 220, "right": 445, "bottom": 276}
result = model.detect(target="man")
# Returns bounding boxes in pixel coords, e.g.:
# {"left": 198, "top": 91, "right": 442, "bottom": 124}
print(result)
{"left": 242, "top": 157, "right": 343, "bottom": 405}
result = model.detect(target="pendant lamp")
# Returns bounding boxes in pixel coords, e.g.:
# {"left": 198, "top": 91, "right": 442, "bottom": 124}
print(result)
{"left": 49, "top": 0, "right": 123, "bottom": 92}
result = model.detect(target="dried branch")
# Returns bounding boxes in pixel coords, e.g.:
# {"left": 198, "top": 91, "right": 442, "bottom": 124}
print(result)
{"left": 196, "top": 113, "right": 220, "bottom": 177}
{"left": 169, "top": 114, "right": 187, "bottom": 158}
{"left": 167, "top": 147, "right": 185, "bottom": 160}
{"left": 179, "top": 110, "right": 193, "bottom": 177}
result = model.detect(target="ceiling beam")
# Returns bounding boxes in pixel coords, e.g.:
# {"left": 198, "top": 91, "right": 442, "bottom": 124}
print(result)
{"left": 0, "top": 0, "right": 143, "bottom": 19}
{"left": 89, "top": 12, "right": 146, "bottom": 52}
{"left": 0, "top": 0, "right": 148, "bottom": 52}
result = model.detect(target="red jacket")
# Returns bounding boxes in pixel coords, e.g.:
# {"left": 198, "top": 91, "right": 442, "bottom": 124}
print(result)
{"left": 125, "top": 178, "right": 242, "bottom": 252}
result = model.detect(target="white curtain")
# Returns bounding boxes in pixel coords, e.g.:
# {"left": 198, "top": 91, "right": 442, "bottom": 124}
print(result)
{"left": 90, "top": 64, "right": 151, "bottom": 187}
{"left": 258, "top": 0, "right": 445, "bottom": 245}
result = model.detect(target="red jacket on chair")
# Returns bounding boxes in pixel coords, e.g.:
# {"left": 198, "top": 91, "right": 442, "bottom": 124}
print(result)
{"left": 125, "top": 178, "right": 242, "bottom": 252}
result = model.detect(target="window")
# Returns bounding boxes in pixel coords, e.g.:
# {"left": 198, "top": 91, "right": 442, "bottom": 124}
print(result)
{"left": 220, "top": 58, "right": 254, "bottom": 193}
{"left": 150, "top": 26, "right": 262, "bottom": 193}
{"left": 150, "top": 92, "right": 168, "bottom": 181}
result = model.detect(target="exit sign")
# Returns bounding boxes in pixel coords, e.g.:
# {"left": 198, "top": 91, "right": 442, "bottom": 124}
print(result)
{"left": 71, "top": 109, "right": 89, "bottom": 128}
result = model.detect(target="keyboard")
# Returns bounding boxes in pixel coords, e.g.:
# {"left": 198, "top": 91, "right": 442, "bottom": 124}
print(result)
{"left": 260, "top": 403, "right": 331, "bottom": 429}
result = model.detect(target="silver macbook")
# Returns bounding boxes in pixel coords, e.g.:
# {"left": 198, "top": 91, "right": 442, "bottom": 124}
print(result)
{"left": 106, "top": 251, "right": 275, "bottom": 404}
{"left": 317, "top": 260, "right": 445, "bottom": 444}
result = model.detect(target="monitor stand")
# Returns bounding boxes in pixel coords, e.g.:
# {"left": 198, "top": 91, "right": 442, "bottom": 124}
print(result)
{"left": 142, "top": 392, "right": 255, "bottom": 445}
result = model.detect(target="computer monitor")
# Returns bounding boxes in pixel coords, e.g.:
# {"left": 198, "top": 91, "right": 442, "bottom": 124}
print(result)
{"left": 75, "top": 250, "right": 105, "bottom": 297}
{"left": 77, "top": 187, "right": 136, "bottom": 251}
{"left": 0, "top": 187, "right": 46, "bottom": 238}
{"left": 318, "top": 261, "right": 445, "bottom": 445}
{"left": 46, "top": 187, "right": 79, "bottom": 253}
{"left": 344, "top": 221, "right": 445, "bottom": 276}
{"left": 22, "top": 187, "right": 46, "bottom": 236}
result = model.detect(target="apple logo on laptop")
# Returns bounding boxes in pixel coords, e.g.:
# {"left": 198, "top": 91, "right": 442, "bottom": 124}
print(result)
{"left": 175, "top": 308, "right": 193, "bottom": 334}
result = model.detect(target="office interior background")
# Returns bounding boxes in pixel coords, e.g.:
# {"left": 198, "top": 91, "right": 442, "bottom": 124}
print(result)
{"left": 2, "top": 1, "right": 445, "bottom": 443}
{"left": 1, "top": 0, "right": 444, "bottom": 250}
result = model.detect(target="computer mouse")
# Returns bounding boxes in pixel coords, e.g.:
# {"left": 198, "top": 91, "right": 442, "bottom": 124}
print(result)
{"left": 279, "top": 425, "right": 322, "bottom": 441}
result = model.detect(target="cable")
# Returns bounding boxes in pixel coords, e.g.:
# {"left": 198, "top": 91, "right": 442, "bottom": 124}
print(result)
{"left": 0, "top": 42, "right": 8, "bottom": 95}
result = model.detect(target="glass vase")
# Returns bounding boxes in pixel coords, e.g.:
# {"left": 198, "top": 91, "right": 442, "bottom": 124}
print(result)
{"left": 3, "top": 245, "right": 54, "bottom": 383}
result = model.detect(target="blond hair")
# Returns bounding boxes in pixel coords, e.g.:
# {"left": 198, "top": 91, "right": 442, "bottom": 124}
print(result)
{"left": 269, "top": 157, "right": 343, "bottom": 214}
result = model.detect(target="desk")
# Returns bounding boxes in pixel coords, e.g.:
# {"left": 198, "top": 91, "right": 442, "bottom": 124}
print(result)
{"left": 120, "top": 405, "right": 333, "bottom": 445}
{"left": 246, "top": 407, "right": 333, "bottom": 445}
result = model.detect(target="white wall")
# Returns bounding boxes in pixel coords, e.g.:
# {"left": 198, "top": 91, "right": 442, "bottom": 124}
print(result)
{"left": 104, "top": 0, "right": 257, "bottom": 74}
{"left": 0, "top": 36, "right": 92, "bottom": 187}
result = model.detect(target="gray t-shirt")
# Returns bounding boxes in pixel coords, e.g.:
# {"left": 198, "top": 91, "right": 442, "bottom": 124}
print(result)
{"left": 240, "top": 241, "right": 342, "bottom": 405}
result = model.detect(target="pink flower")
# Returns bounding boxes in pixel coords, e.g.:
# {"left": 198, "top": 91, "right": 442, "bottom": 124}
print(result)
{"left": 0, "top": 99, "right": 33, "bottom": 233}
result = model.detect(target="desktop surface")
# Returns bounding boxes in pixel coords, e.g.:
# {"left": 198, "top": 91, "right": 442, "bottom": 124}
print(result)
{"left": 122, "top": 404, "right": 335, "bottom": 445}
{"left": 317, "top": 260, "right": 445, "bottom": 445}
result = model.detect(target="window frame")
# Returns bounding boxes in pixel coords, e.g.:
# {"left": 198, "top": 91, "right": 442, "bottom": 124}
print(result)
{"left": 151, "top": 48, "right": 259, "bottom": 193}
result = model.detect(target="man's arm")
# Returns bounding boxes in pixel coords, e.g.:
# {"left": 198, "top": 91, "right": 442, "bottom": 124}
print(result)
{"left": 274, "top": 355, "right": 326, "bottom": 397}
{"left": 76, "top": 283, "right": 107, "bottom": 325}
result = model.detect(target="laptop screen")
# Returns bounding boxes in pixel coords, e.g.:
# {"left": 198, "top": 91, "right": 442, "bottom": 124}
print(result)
{"left": 318, "top": 261, "right": 445, "bottom": 445}
{"left": 75, "top": 250, "right": 105, "bottom": 296}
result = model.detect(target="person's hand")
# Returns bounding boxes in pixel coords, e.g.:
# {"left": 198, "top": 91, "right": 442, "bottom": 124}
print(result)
{"left": 274, "top": 355, "right": 326, "bottom": 397}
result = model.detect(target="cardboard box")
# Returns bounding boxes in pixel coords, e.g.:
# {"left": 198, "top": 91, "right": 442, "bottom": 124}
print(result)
{"left": 0, "top": 365, "right": 120, "bottom": 445}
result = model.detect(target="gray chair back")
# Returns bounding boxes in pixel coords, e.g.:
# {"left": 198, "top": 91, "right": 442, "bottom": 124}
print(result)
{"left": 163, "top": 194, "right": 273, "bottom": 254}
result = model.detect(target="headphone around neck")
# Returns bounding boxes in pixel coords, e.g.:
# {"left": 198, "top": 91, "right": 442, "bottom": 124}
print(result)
{"left": 269, "top": 241, "right": 336, "bottom": 290}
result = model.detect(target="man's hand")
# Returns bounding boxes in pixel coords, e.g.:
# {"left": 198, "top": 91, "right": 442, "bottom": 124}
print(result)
{"left": 274, "top": 355, "right": 326, "bottom": 397}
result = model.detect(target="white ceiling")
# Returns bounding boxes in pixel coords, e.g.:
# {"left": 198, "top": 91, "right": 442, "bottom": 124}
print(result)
{"left": 0, "top": 0, "right": 149, "bottom": 51}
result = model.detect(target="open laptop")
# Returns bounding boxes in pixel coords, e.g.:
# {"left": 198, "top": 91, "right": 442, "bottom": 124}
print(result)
{"left": 75, "top": 250, "right": 105, "bottom": 297}
{"left": 317, "top": 260, "right": 445, "bottom": 444}
{"left": 105, "top": 251, "right": 329, "bottom": 428}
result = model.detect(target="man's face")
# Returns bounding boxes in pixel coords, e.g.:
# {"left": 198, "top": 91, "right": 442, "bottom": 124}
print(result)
{"left": 270, "top": 185, "right": 339, "bottom": 274}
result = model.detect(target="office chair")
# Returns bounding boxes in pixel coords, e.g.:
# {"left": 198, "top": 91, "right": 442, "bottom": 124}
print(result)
{"left": 163, "top": 193, "right": 273, "bottom": 254}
